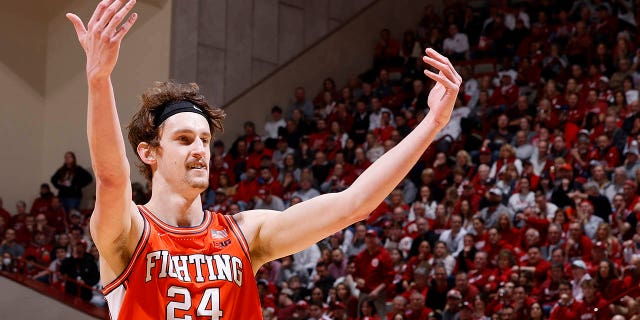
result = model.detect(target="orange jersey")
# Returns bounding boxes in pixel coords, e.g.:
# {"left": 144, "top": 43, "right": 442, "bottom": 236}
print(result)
{"left": 103, "top": 206, "right": 262, "bottom": 319}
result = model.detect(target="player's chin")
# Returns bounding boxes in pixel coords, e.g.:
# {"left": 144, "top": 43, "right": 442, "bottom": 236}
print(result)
{"left": 186, "top": 176, "right": 209, "bottom": 190}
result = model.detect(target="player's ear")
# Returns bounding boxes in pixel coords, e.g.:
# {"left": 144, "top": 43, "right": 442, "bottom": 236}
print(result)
{"left": 137, "top": 142, "right": 156, "bottom": 165}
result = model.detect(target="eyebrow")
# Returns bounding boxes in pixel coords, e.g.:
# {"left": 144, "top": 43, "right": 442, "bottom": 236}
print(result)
{"left": 171, "top": 129, "right": 212, "bottom": 138}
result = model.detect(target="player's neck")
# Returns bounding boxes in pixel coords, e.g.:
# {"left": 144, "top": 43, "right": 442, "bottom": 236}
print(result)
{"left": 145, "top": 183, "right": 204, "bottom": 227}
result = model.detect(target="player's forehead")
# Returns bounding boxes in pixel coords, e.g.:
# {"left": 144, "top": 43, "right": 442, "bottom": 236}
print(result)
{"left": 160, "top": 113, "right": 211, "bottom": 137}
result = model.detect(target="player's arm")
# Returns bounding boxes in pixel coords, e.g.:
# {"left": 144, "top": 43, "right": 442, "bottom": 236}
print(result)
{"left": 240, "top": 49, "right": 461, "bottom": 268}
{"left": 66, "top": 0, "right": 140, "bottom": 258}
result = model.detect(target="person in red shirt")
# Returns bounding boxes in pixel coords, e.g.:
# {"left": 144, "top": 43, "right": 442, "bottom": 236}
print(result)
{"left": 454, "top": 272, "right": 479, "bottom": 304}
{"left": 578, "top": 278, "right": 611, "bottom": 319}
{"left": 234, "top": 167, "right": 260, "bottom": 208}
{"left": 566, "top": 222, "right": 593, "bottom": 262}
{"left": 485, "top": 227, "right": 516, "bottom": 265}
{"left": 519, "top": 246, "right": 551, "bottom": 286}
{"left": 489, "top": 73, "right": 520, "bottom": 108}
{"left": 38, "top": 196, "right": 64, "bottom": 236}
{"left": 30, "top": 183, "right": 55, "bottom": 215}
{"left": 549, "top": 280, "right": 583, "bottom": 320}
{"left": 207, "top": 154, "right": 235, "bottom": 190}
{"left": 404, "top": 291, "right": 432, "bottom": 320}
{"left": 23, "top": 231, "right": 53, "bottom": 269}
{"left": 354, "top": 230, "right": 394, "bottom": 319}
{"left": 373, "top": 111, "right": 395, "bottom": 143}
{"left": 308, "top": 119, "right": 331, "bottom": 152}
{"left": 258, "top": 167, "right": 283, "bottom": 198}
{"left": 588, "top": 134, "right": 620, "bottom": 174}
{"left": 374, "top": 29, "right": 401, "bottom": 71}
{"left": 246, "top": 138, "right": 274, "bottom": 170}
{"left": 468, "top": 251, "right": 495, "bottom": 293}
{"left": 539, "top": 263, "right": 566, "bottom": 310}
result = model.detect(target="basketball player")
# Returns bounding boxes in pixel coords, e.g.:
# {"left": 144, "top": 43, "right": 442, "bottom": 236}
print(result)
{"left": 66, "top": 0, "right": 461, "bottom": 319}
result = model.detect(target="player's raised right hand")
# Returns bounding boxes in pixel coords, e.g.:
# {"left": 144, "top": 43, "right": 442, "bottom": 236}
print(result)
{"left": 66, "top": 0, "right": 138, "bottom": 79}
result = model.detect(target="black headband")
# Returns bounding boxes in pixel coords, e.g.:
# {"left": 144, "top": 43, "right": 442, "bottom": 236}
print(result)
{"left": 154, "top": 100, "right": 207, "bottom": 127}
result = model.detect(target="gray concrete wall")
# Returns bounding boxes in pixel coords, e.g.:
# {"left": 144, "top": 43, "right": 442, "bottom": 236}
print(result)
{"left": 217, "top": 0, "right": 430, "bottom": 144}
{"left": 170, "top": 0, "right": 375, "bottom": 106}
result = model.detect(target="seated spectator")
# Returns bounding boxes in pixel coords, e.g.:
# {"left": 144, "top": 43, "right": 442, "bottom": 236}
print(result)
{"left": 33, "top": 213, "right": 55, "bottom": 244}
{"left": 10, "top": 200, "right": 29, "bottom": 230}
{"left": 0, "top": 228, "right": 24, "bottom": 263}
{"left": 569, "top": 260, "right": 591, "bottom": 302}
{"left": 334, "top": 282, "right": 358, "bottom": 319}
{"left": 566, "top": 222, "right": 593, "bottom": 262}
{"left": 439, "top": 215, "right": 466, "bottom": 256}
{"left": 373, "top": 29, "right": 401, "bottom": 71}
{"left": 577, "top": 279, "right": 610, "bottom": 318}
{"left": 263, "top": 106, "right": 286, "bottom": 149}
{"left": 287, "top": 86, "right": 314, "bottom": 119}
{"left": 489, "top": 74, "right": 520, "bottom": 110}
{"left": 32, "top": 245, "right": 67, "bottom": 287}
{"left": 254, "top": 188, "right": 285, "bottom": 211}
{"left": 442, "top": 24, "right": 469, "bottom": 61}
{"left": 404, "top": 291, "right": 432, "bottom": 320}
{"left": 508, "top": 178, "right": 535, "bottom": 219}
{"left": 14, "top": 213, "right": 35, "bottom": 246}
{"left": 442, "top": 289, "right": 463, "bottom": 320}
{"left": 549, "top": 280, "right": 582, "bottom": 320}
{"left": 404, "top": 79, "right": 428, "bottom": 111}
{"left": 234, "top": 167, "right": 259, "bottom": 209}
{"left": 23, "top": 231, "right": 52, "bottom": 269}
{"left": 468, "top": 251, "right": 495, "bottom": 293}
{"left": 60, "top": 241, "right": 99, "bottom": 301}
{"left": 364, "top": 133, "right": 385, "bottom": 163}
{"left": 30, "top": 183, "right": 54, "bottom": 215}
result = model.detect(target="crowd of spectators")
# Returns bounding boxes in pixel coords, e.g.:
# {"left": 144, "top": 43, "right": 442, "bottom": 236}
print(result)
{"left": 4, "top": 0, "right": 640, "bottom": 319}
{"left": 203, "top": 1, "right": 640, "bottom": 319}
{"left": 0, "top": 162, "right": 102, "bottom": 306}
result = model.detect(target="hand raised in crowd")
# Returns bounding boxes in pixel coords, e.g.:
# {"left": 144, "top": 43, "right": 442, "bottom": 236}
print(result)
{"left": 66, "top": 0, "right": 138, "bottom": 79}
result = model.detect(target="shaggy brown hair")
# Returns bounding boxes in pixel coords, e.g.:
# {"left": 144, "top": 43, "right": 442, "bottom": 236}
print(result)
{"left": 127, "top": 81, "right": 225, "bottom": 182}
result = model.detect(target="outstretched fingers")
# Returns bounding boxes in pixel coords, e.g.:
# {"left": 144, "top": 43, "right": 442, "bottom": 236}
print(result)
{"left": 422, "top": 48, "right": 462, "bottom": 86}
{"left": 426, "top": 48, "right": 461, "bottom": 82}
{"left": 113, "top": 12, "right": 138, "bottom": 42}
{"left": 105, "top": 0, "right": 137, "bottom": 37}
{"left": 88, "top": 0, "right": 114, "bottom": 29}
{"left": 423, "top": 69, "right": 455, "bottom": 92}
{"left": 95, "top": 0, "right": 127, "bottom": 33}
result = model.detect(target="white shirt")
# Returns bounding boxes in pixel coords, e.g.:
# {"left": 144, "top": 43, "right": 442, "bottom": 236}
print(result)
{"left": 508, "top": 192, "right": 535, "bottom": 217}
{"left": 264, "top": 118, "right": 286, "bottom": 139}
{"left": 583, "top": 215, "right": 604, "bottom": 239}
{"left": 529, "top": 149, "right": 548, "bottom": 176}
{"left": 439, "top": 228, "right": 467, "bottom": 256}
{"left": 572, "top": 273, "right": 592, "bottom": 302}
{"left": 293, "top": 244, "right": 322, "bottom": 274}
{"left": 435, "top": 106, "right": 470, "bottom": 141}
{"left": 464, "top": 78, "right": 479, "bottom": 108}
{"left": 291, "top": 188, "right": 321, "bottom": 202}
{"left": 542, "top": 202, "right": 559, "bottom": 220}
{"left": 368, "top": 110, "right": 382, "bottom": 131}
{"left": 515, "top": 143, "right": 534, "bottom": 161}
{"left": 443, "top": 33, "right": 470, "bottom": 54}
